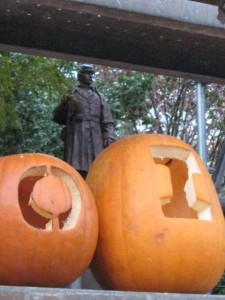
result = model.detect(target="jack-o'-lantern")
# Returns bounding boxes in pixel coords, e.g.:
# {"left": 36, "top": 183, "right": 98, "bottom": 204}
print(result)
{"left": 0, "top": 153, "right": 98, "bottom": 287}
{"left": 86, "top": 134, "right": 225, "bottom": 294}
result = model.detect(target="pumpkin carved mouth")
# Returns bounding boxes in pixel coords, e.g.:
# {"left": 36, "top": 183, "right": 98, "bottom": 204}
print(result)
{"left": 150, "top": 146, "right": 211, "bottom": 221}
{"left": 19, "top": 166, "right": 81, "bottom": 230}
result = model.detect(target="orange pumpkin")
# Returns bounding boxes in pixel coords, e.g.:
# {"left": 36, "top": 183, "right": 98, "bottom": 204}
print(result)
{"left": 86, "top": 134, "right": 225, "bottom": 293}
{"left": 0, "top": 153, "right": 98, "bottom": 287}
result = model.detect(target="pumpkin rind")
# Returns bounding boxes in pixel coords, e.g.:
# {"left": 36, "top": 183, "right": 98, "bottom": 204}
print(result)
{"left": 0, "top": 153, "right": 98, "bottom": 287}
{"left": 86, "top": 134, "right": 225, "bottom": 293}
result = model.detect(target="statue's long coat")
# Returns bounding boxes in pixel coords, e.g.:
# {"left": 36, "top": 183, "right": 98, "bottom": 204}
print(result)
{"left": 53, "top": 86, "right": 114, "bottom": 172}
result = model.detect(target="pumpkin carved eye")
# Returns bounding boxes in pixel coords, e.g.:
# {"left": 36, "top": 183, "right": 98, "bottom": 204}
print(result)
{"left": 150, "top": 146, "right": 211, "bottom": 221}
{"left": 19, "top": 165, "right": 81, "bottom": 230}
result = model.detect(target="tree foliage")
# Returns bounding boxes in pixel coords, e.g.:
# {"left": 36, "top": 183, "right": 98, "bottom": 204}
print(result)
{"left": 95, "top": 69, "right": 225, "bottom": 172}
{"left": 0, "top": 52, "right": 77, "bottom": 158}
{"left": 1, "top": 52, "right": 225, "bottom": 171}
{"left": 1, "top": 52, "right": 224, "bottom": 173}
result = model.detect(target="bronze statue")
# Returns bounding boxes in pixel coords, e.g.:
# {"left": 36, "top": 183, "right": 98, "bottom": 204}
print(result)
{"left": 53, "top": 64, "right": 115, "bottom": 178}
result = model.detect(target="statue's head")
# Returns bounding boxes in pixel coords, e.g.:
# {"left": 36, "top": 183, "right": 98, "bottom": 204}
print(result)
{"left": 78, "top": 64, "right": 95, "bottom": 86}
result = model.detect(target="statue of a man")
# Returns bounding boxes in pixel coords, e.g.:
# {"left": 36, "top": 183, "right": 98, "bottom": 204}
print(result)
{"left": 53, "top": 64, "right": 115, "bottom": 178}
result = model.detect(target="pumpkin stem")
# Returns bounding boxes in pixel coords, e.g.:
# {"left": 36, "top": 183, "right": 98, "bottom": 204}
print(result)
{"left": 45, "top": 165, "right": 52, "bottom": 176}
{"left": 45, "top": 216, "right": 60, "bottom": 230}
{"left": 52, "top": 216, "right": 60, "bottom": 230}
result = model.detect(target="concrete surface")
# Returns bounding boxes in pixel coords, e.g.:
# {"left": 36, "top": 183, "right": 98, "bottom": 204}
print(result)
{"left": 0, "top": 285, "right": 224, "bottom": 300}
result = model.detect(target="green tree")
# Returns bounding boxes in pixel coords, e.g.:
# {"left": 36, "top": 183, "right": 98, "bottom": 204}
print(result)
{"left": 0, "top": 52, "right": 78, "bottom": 157}
{"left": 94, "top": 68, "right": 154, "bottom": 137}
{"left": 1, "top": 53, "right": 224, "bottom": 178}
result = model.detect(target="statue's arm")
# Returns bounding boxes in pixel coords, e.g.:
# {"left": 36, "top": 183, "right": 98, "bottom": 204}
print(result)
{"left": 53, "top": 97, "right": 70, "bottom": 125}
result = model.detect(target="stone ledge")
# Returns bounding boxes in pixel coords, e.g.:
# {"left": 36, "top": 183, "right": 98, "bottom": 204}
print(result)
{"left": 0, "top": 286, "right": 223, "bottom": 300}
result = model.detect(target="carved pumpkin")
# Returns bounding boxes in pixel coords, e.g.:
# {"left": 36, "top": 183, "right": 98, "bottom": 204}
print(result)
{"left": 0, "top": 153, "right": 98, "bottom": 287}
{"left": 86, "top": 134, "right": 225, "bottom": 293}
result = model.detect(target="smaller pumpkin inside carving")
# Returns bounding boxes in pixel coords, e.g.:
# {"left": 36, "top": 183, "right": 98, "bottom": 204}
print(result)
{"left": 29, "top": 166, "right": 72, "bottom": 230}
{"left": 19, "top": 166, "right": 81, "bottom": 230}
